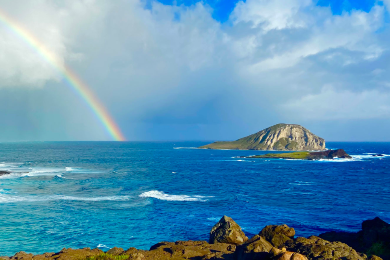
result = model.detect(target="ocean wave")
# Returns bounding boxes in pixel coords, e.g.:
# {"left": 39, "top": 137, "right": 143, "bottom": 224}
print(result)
{"left": 173, "top": 147, "right": 198, "bottom": 149}
{"left": 65, "top": 167, "right": 85, "bottom": 172}
{"left": 207, "top": 217, "right": 221, "bottom": 222}
{"left": 0, "top": 163, "right": 93, "bottom": 179}
{"left": 139, "top": 190, "right": 212, "bottom": 202}
{"left": 289, "top": 181, "right": 315, "bottom": 186}
{"left": 97, "top": 244, "right": 110, "bottom": 249}
{"left": 0, "top": 194, "right": 130, "bottom": 203}
{"left": 0, "top": 172, "right": 29, "bottom": 179}
{"left": 26, "top": 168, "right": 64, "bottom": 176}
{"left": 317, "top": 153, "right": 390, "bottom": 163}
{"left": 317, "top": 158, "right": 354, "bottom": 162}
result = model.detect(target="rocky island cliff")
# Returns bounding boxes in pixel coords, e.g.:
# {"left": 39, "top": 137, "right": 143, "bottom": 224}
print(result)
{"left": 2, "top": 216, "right": 389, "bottom": 260}
{"left": 199, "top": 124, "right": 325, "bottom": 151}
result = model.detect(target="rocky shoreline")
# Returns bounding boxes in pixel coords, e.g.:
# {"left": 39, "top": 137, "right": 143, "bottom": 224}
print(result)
{"left": 2, "top": 216, "right": 389, "bottom": 260}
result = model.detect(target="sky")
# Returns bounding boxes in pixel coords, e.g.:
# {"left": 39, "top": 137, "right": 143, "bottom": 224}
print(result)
{"left": 0, "top": 0, "right": 390, "bottom": 142}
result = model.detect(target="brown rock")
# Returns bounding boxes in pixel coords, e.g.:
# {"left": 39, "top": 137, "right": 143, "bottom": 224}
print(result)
{"left": 270, "top": 247, "right": 287, "bottom": 257}
{"left": 273, "top": 252, "right": 308, "bottom": 260}
{"left": 285, "top": 236, "right": 365, "bottom": 260}
{"left": 128, "top": 252, "right": 145, "bottom": 260}
{"left": 146, "top": 240, "right": 236, "bottom": 260}
{"left": 369, "top": 256, "right": 383, "bottom": 260}
{"left": 50, "top": 248, "right": 102, "bottom": 260}
{"left": 11, "top": 252, "right": 33, "bottom": 260}
{"left": 260, "top": 224, "right": 295, "bottom": 248}
{"left": 210, "top": 216, "right": 248, "bottom": 245}
{"left": 106, "top": 247, "right": 124, "bottom": 255}
{"left": 320, "top": 217, "right": 390, "bottom": 260}
{"left": 235, "top": 235, "right": 273, "bottom": 260}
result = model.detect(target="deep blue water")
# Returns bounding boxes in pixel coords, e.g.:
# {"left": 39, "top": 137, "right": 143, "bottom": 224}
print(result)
{"left": 0, "top": 142, "right": 389, "bottom": 256}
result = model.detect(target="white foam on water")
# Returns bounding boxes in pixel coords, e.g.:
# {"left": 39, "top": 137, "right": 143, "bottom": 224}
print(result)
{"left": 0, "top": 172, "right": 29, "bottom": 179}
{"left": 207, "top": 217, "right": 221, "bottom": 222}
{"left": 317, "top": 158, "right": 354, "bottom": 162}
{"left": 173, "top": 147, "right": 198, "bottom": 149}
{"left": 290, "top": 181, "right": 315, "bottom": 186}
{"left": 0, "top": 194, "right": 130, "bottom": 203}
{"left": 65, "top": 167, "right": 86, "bottom": 172}
{"left": 0, "top": 163, "right": 95, "bottom": 179}
{"left": 216, "top": 159, "right": 252, "bottom": 162}
{"left": 139, "top": 190, "right": 212, "bottom": 202}
{"left": 317, "top": 153, "right": 390, "bottom": 163}
{"left": 97, "top": 244, "right": 110, "bottom": 249}
{"left": 26, "top": 168, "right": 65, "bottom": 177}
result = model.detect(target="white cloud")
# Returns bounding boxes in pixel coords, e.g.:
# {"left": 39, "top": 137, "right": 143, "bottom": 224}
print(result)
{"left": 232, "top": 0, "right": 312, "bottom": 30}
{"left": 0, "top": 1, "right": 70, "bottom": 87}
{"left": 282, "top": 85, "right": 390, "bottom": 120}
{"left": 0, "top": 0, "right": 390, "bottom": 140}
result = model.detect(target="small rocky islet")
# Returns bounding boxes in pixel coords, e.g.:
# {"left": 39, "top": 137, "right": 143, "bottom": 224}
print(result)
{"left": 2, "top": 216, "right": 389, "bottom": 260}
{"left": 245, "top": 149, "right": 353, "bottom": 160}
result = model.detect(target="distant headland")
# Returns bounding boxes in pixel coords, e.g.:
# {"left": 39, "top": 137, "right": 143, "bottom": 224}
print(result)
{"left": 199, "top": 123, "right": 325, "bottom": 151}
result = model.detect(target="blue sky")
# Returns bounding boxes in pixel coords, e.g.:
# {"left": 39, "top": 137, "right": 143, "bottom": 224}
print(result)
{"left": 1, "top": 0, "right": 390, "bottom": 141}
{"left": 150, "top": 0, "right": 379, "bottom": 22}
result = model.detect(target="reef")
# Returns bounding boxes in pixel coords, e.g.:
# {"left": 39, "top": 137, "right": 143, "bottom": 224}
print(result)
{"left": 0, "top": 170, "right": 10, "bottom": 177}
{"left": 1, "top": 216, "right": 389, "bottom": 260}
{"left": 245, "top": 149, "right": 352, "bottom": 160}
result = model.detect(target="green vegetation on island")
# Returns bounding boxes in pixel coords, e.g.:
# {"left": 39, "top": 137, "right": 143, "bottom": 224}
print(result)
{"left": 249, "top": 151, "right": 311, "bottom": 159}
{"left": 246, "top": 149, "right": 352, "bottom": 160}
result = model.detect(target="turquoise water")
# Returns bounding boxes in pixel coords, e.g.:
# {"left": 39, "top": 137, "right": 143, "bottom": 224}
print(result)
{"left": 0, "top": 142, "right": 389, "bottom": 255}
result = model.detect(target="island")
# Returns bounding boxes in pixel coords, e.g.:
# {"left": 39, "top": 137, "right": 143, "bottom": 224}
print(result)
{"left": 199, "top": 123, "right": 325, "bottom": 151}
{"left": 244, "top": 149, "right": 352, "bottom": 160}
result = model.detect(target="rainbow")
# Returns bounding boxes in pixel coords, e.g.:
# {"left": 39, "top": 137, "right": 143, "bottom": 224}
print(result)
{"left": 0, "top": 9, "right": 126, "bottom": 141}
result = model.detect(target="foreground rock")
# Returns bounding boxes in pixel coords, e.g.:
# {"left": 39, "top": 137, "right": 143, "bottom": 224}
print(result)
{"left": 210, "top": 216, "right": 248, "bottom": 245}
{"left": 259, "top": 224, "right": 295, "bottom": 248}
{"left": 2, "top": 242, "right": 236, "bottom": 260}
{"left": 284, "top": 236, "right": 366, "bottom": 260}
{"left": 320, "top": 217, "right": 390, "bottom": 260}
{"left": 246, "top": 149, "right": 352, "bottom": 160}
{"left": 2, "top": 217, "right": 387, "bottom": 260}
{"left": 199, "top": 124, "right": 325, "bottom": 151}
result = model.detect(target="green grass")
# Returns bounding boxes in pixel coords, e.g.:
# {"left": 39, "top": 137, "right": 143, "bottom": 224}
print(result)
{"left": 250, "top": 151, "right": 310, "bottom": 159}
{"left": 84, "top": 253, "right": 129, "bottom": 260}
{"left": 367, "top": 242, "right": 390, "bottom": 257}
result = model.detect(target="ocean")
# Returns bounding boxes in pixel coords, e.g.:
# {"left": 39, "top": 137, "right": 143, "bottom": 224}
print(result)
{"left": 0, "top": 141, "right": 389, "bottom": 256}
